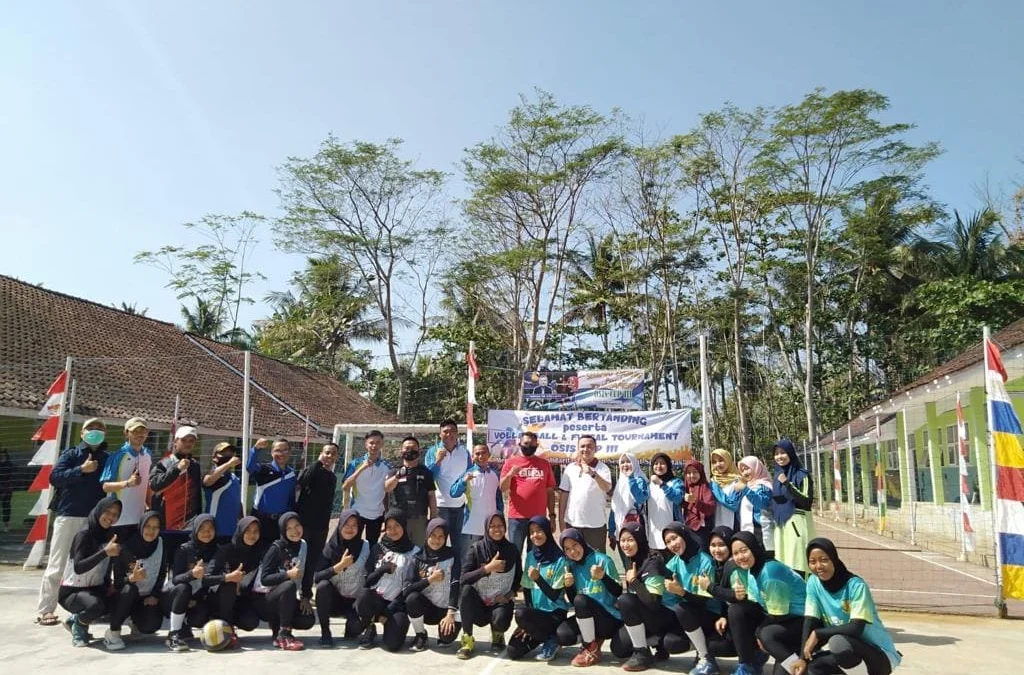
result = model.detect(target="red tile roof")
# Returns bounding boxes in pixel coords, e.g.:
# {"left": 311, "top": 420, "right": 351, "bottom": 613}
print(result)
{"left": 0, "top": 274, "right": 397, "bottom": 437}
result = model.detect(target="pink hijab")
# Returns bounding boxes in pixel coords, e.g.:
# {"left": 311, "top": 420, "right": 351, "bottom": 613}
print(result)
{"left": 738, "top": 456, "right": 773, "bottom": 490}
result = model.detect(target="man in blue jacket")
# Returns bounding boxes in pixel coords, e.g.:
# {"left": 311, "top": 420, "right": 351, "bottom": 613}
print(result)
{"left": 36, "top": 417, "right": 109, "bottom": 626}
{"left": 246, "top": 437, "right": 297, "bottom": 542}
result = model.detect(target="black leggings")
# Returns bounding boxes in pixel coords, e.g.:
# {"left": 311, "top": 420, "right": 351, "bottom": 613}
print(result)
{"left": 167, "top": 583, "right": 212, "bottom": 628}
{"left": 405, "top": 593, "right": 460, "bottom": 644}
{"left": 109, "top": 585, "right": 164, "bottom": 633}
{"left": 355, "top": 588, "right": 409, "bottom": 651}
{"left": 459, "top": 585, "right": 513, "bottom": 636}
{"left": 359, "top": 516, "right": 383, "bottom": 545}
{"left": 757, "top": 615, "right": 804, "bottom": 668}
{"left": 727, "top": 600, "right": 767, "bottom": 663}
{"left": 213, "top": 583, "right": 261, "bottom": 631}
{"left": 611, "top": 593, "right": 681, "bottom": 658}
{"left": 514, "top": 606, "right": 566, "bottom": 642}
{"left": 254, "top": 581, "right": 316, "bottom": 634}
{"left": 556, "top": 594, "right": 622, "bottom": 646}
{"left": 808, "top": 635, "right": 892, "bottom": 675}
{"left": 315, "top": 581, "right": 361, "bottom": 638}
{"left": 58, "top": 586, "right": 108, "bottom": 624}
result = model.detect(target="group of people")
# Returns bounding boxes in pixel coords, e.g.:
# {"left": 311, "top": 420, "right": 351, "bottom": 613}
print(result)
{"left": 34, "top": 415, "right": 900, "bottom": 675}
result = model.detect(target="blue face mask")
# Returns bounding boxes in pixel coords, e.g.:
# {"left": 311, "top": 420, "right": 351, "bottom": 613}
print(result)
{"left": 83, "top": 429, "right": 105, "bottom": 447}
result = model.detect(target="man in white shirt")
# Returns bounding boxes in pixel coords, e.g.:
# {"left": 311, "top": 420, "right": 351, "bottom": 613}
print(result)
{"left": 557, "top": 435, "right": 612, "bottom": 552}
{"left": 423, "top": 418, "right": 470, "bottom": 563}
{"left": 342, "top": 430, "right": 391, "bottom": 543}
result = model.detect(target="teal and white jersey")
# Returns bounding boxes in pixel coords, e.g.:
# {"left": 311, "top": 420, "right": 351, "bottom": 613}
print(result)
{"left": 568, "top": 550, "right": 622, "bottom": 620}
{"left": 663, "top": 551, "right": 721, "bottom": 614}
{"left": 520, "top": 550, "right": 570, "bottom": 613}
{"left": 731, "top": 560, "right": 806, "bottom": 616}
{"left": 805, "top": 575, "right": 901, "bottom": 669}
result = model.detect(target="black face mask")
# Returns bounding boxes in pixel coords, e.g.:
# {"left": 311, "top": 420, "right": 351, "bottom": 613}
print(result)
{"left": 520, "top": 444, "right": 538, "bottom": 457}
{"left": 403, "top": 450, "right": 420, "bottom": 461}
{"left": 213, "top": 453, "right": 233, "bottom": 466}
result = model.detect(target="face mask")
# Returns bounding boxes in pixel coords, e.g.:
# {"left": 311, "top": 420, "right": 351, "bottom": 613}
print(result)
{"left": 213, "top": 453, "right": 233, "bottom": 466}
{"left": 402, "top": 450, "right": 420, "bottom": 461}
{"left": 520, "top": 444, "right": 537, "bottom": 457}
{"left": 83, "top": 429, "right": 105, "bottom": 446}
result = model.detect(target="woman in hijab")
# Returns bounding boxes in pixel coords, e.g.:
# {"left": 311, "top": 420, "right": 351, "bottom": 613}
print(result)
{"left": 682, "top": 460, "right": 717, "bottom": 548}
{"left": 796, "top": 539, "right": 900, "bottom": 675}
{"left": 507, "top": 516, "right": 569, "bottom": 661}
{"left": 106, "top": 510, "right": 167, "bottom": 650}
{"left": 254, "top": 512, "right": 316, "bottom": 650}
{"left": 165, "top": 513, "right": 222, "bottom": 651}
{"left": 58, "top": 496, "right": 121, "bottom": 648}
{"left": 314, "top": 508, "right": 368, "bottom": 646}
{"left": 696, "top": 525, "right": 739, "bottom": 659}
{"left": 719, "top": 455, "right": 776, "bottom": 557}
{"left": 645, "top": 453, "right": 684, "bottom": 555}
{"left": 609, "top": 453, "right": 649, "bottom": 561}
{"left": 708, "top": 449, "right": 741, "bottom": 532}
{"left": 211, "top": 515, "right": 264, "bottom": 634}
{"left": 457, "top": 511, "right": 521, "bottom": 660}
{"left": 354, "top": 508, "right": 419, "bottom": 651}
{"left": 611, "top": 522, "right": 676, "bottom": 672}
{"left": 404, "top": 517, "right": 461, "bottom": 651}
{"left": 556, "top": 527, "right": 623, "bottom": 668}
{"left": 662, "top": 523, "right": 720, "bottom": 675}
{"left": 718, "top": 531, "right": 806, "bottom": 675}
{"left": 771, "top": 439, "right": 815, "bottom": 573}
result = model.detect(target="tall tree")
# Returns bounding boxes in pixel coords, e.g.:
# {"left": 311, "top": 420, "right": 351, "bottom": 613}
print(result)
{"left": 274, "top": 137, "right": 448, "bottom": 419}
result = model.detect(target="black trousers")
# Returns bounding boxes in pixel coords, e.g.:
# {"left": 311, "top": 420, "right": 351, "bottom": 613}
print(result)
{"left": 354, "top": 588, "right": 409, "bottom": 651}
{"left": 359, "top": 516, "right": 384, "bottom": 545}
{"left": 213, "top": 583, "right": 261, "bottom": 631}
{"left": 458, "top": 585, "right": 513, "bottom": 636}
{"left": 727, "top": 600, "right": 767, "bottom": 663}
{"left": 757, "top": 614, "right": 804, "bottom": 670}
{"left": 405, "top": 592, "right": 460, "bottom": 644}
{"left": 315, "top": 580, "right": 361, "bottom": 638}
{"left": 254, "top": 511, "right": 281, "bottom": 543}
{"left": 556, "top": 594, "right": 623, "bottom": 646}
{"left": 611, "top": 593, "right": 682, "bottom": 658}
{"left": 58, "top": 586, "right": 108, "bottom": 624}
{"left": 303, "top": 526, "right": 328, "bottom": 571}
{"left": 253, "top": 581, "right": 316, "bottom": 634}
{"left": 807, "top": 634, "right": 893, "bottom": 675}
{"left": 514, "top": 606, "right": 566, "bottom": 642}
{"left": 109, "top": 585, "right": 164, "bottom": 633}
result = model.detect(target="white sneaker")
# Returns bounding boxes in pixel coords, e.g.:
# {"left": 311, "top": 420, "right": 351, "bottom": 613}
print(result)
{"left": 104, "top": 628, "right": 126, "bottom": 651}
{"left": 125, "top": 619, "right": 140, "bottom": 640}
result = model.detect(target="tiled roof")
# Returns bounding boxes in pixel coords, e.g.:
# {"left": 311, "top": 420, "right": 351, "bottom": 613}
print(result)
{"left": 0, "top": 274, "right": 397, "bottom": 437}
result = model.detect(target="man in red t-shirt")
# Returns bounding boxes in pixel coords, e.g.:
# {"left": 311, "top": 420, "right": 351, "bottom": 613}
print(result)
{"left": 499, "top": 431, "right": 556, "bottom": 558}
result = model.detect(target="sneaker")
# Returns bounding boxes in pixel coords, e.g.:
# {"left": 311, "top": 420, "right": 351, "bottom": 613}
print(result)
{"left": 70, "top": 618, "right": 91, "bottom": 648}
{"left": 537, "top": 636, "right": 560, "bottom": 661}
{"left": 166, "top": 632, "right": 190, "bottom": 652}
{"left": 731, "top": 664, "right": 760, "bottom": 675}
{"left": 277, "top": 632, "right": 304, "bottom": 651}
{"left": 62, "top": 615, "right": 75, "bottom": 634}
{"left": 690, "top": 656, "right": 720, "bottom": 675}
{"left": 358, "top": 624, "right": 377, "bottom": 649}
{"left": 456, "top": 634, "right": 476, "bottom": 660}
{"left": 411, "top": 632, "right": 428, "bottom": 652}
{"left": 179, "top": 626, "right": 196, "bottom": 642}
{"left": 623, "top": 647, "right": 655, "bottom": 672}
{"left": 653, "top": 643, "right": 670, "bottom": 661}
{"left": 490, "top": 630, "right": 506, "bottom": 652}
{"left": 571, "top": 640, "right": 603, "bottom": 667}
{"left": 103, "top": 628, "right": 126, "bottom": 651}
{"left": 750, "top": 649, "right": 769, "bottom": 672}
{"left": 319, "top": 633, "right": 335, "bottom": 648}
{"left": 125, "top": 619, "right": 140, "bottom": 640}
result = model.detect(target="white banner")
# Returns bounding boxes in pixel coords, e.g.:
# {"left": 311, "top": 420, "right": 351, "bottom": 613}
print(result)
{"left": 486, "top": 409, "right": 692, "bottom": 464}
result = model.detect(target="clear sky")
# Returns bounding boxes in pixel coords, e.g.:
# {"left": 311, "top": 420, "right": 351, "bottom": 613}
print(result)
{"left": 3, "top": 1, "right": 1023, "bottom": 363}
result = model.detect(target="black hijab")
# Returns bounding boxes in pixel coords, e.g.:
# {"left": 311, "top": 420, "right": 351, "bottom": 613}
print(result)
{"left": 378, "top": 509, "right": 414, "bottom": 554}
{"left": 127, "top": 510, "right": 162, "bottom": 559}
{"left": 323, "top": 508, "right": 363, "bottom": 562}
{"left": 480, "top": 512, "right": 514, "bottom": 562}
{"left": 87, "top": 496, "right": 121, "bottom": 542}
{"left": 730, "top": 530, "right": 768, "bottom": 576}
{"left": 709, "top": 525, "right": 734, "bottom": 579}
{"left": 189, "top": 513, "right": 219, "bottom": 562}
{"left": 650, "top": 452, "right": 675, "bottom": 479}
{"left": 528, "top": 515, "right": 563, "bottom": 566}
{"left": 231, "top": 515, "right": 264, "bottom": 571}
{"left": 422, "top": 517, "right": 454, "bottom": 565}
{"left": 662, "top": 521, "right": 700, "bottom": 562}
{"left": 559, "top": 528, "right": 593, "bottom": 565}
{"left": 806, "top": 537, "right": 855, "bottom": 594}
{"left": 275, "top": 511, "right": 304, "bottom": 558}
{"left": 619, "top": 522, "right": 650, "bottom": 563}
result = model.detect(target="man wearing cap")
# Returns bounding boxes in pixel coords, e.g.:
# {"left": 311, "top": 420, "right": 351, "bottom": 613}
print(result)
{"left": 296, "top": 443, "right": 339, "bottom": 567}
{"left": 149, "top": 425, "right": 203, "bottom": 531}
{"left": 203, "top": 441, "right": 242, "bottom": 541}
{"left": 101, "top": 417, "right": 153, "bottom": 539}
{"left": 246, "top": 437, "right": 297, "bottom": 542}
{"left": 36, "top": 418, "right": 109, "bottom": 626}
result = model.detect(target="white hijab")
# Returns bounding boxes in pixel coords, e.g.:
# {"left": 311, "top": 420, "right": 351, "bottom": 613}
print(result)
{"left": 611, "top": 452, "right": 646, "bottom": 532}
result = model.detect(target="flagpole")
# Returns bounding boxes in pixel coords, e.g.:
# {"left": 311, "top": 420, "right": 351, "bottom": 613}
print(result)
{"left": 62, "top": 379, "right": 77, "bottom": 453}
{"left": 240, "top": 351, "right": 251, "bottom": 517}
{"left": 983, "top": 326, "right": 1007, "bottom": 616}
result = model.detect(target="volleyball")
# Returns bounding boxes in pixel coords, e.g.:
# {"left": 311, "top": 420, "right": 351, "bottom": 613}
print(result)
{"left": 199, "top": 619, "right": 237, "bottom": 651}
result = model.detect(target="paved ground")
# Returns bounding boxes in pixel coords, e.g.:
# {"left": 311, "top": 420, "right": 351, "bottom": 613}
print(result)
{"left": 3, "top": 567, "right": 1024, "bottom": 675}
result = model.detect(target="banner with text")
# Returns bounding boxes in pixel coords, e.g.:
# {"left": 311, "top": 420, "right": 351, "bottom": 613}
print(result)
{"left": 487, "top": 409, "right": 692, "bottom": 464}
{"left": 522, "top": 369, "right": 645, "bottom": 410}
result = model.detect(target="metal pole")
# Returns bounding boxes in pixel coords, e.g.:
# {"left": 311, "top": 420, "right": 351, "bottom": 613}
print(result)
{"left": 847, "top": 423, "right": 856, "bottom": 527}
{"left": 814, "top": 434, "right": 824, "bottom": 516}
{"left": 699, "top": 334, "right": 711, "bottom": 467}
{"left": 168, "top": 394, "right": 180, "bottom": 455}
{"left": 240, "top": 351, "right": 251, "bottom": 517}
{"left": 875, "top": 415, "right": 883, "bottom": 533}
{"left": 983, "top": 326, "right": 1007, "bottom": 616}
{"left": 62, "top": 379, "right": 77, "bottom": 452}
{"left": 902, "top": 407, "right": 918, "bottom": 546}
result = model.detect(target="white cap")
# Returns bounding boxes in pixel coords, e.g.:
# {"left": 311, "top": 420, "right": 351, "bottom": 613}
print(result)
{"left": 175, "top": 425, "right": 198, "bottom": 440}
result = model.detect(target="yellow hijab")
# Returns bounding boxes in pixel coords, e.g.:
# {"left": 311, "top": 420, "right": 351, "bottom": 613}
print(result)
{"left": 710, "top": 448, "right": 741, "bottom": 487}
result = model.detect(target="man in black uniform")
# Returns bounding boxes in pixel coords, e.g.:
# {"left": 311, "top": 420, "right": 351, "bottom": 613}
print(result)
{"left": 384, "top": 436, "right": 436, "bottom": 548}
{"left": 297, "top": 443, "right": 339, "bottom": 568}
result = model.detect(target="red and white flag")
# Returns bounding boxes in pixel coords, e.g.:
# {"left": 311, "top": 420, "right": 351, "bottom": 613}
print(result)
{"left": 26, "top": 369, "right": 69, "bottom": 562}
{"left": 37, "top": 371, "right": 67, "bottom": 418}
{"left": 466, "top": 342, "right": 479, "bottom": 432}
{"left": 956, "top": 392, "right": 975, "bottom": 552}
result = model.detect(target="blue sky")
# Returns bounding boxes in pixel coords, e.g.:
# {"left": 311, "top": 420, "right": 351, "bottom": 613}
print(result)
{"left": 3, "top": 1, "right": 1022, "bottom": 364}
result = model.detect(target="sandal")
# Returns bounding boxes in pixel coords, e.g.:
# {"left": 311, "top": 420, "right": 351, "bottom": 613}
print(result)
{"left": 36, "top": 613, "right": 60, "bottom": 626}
